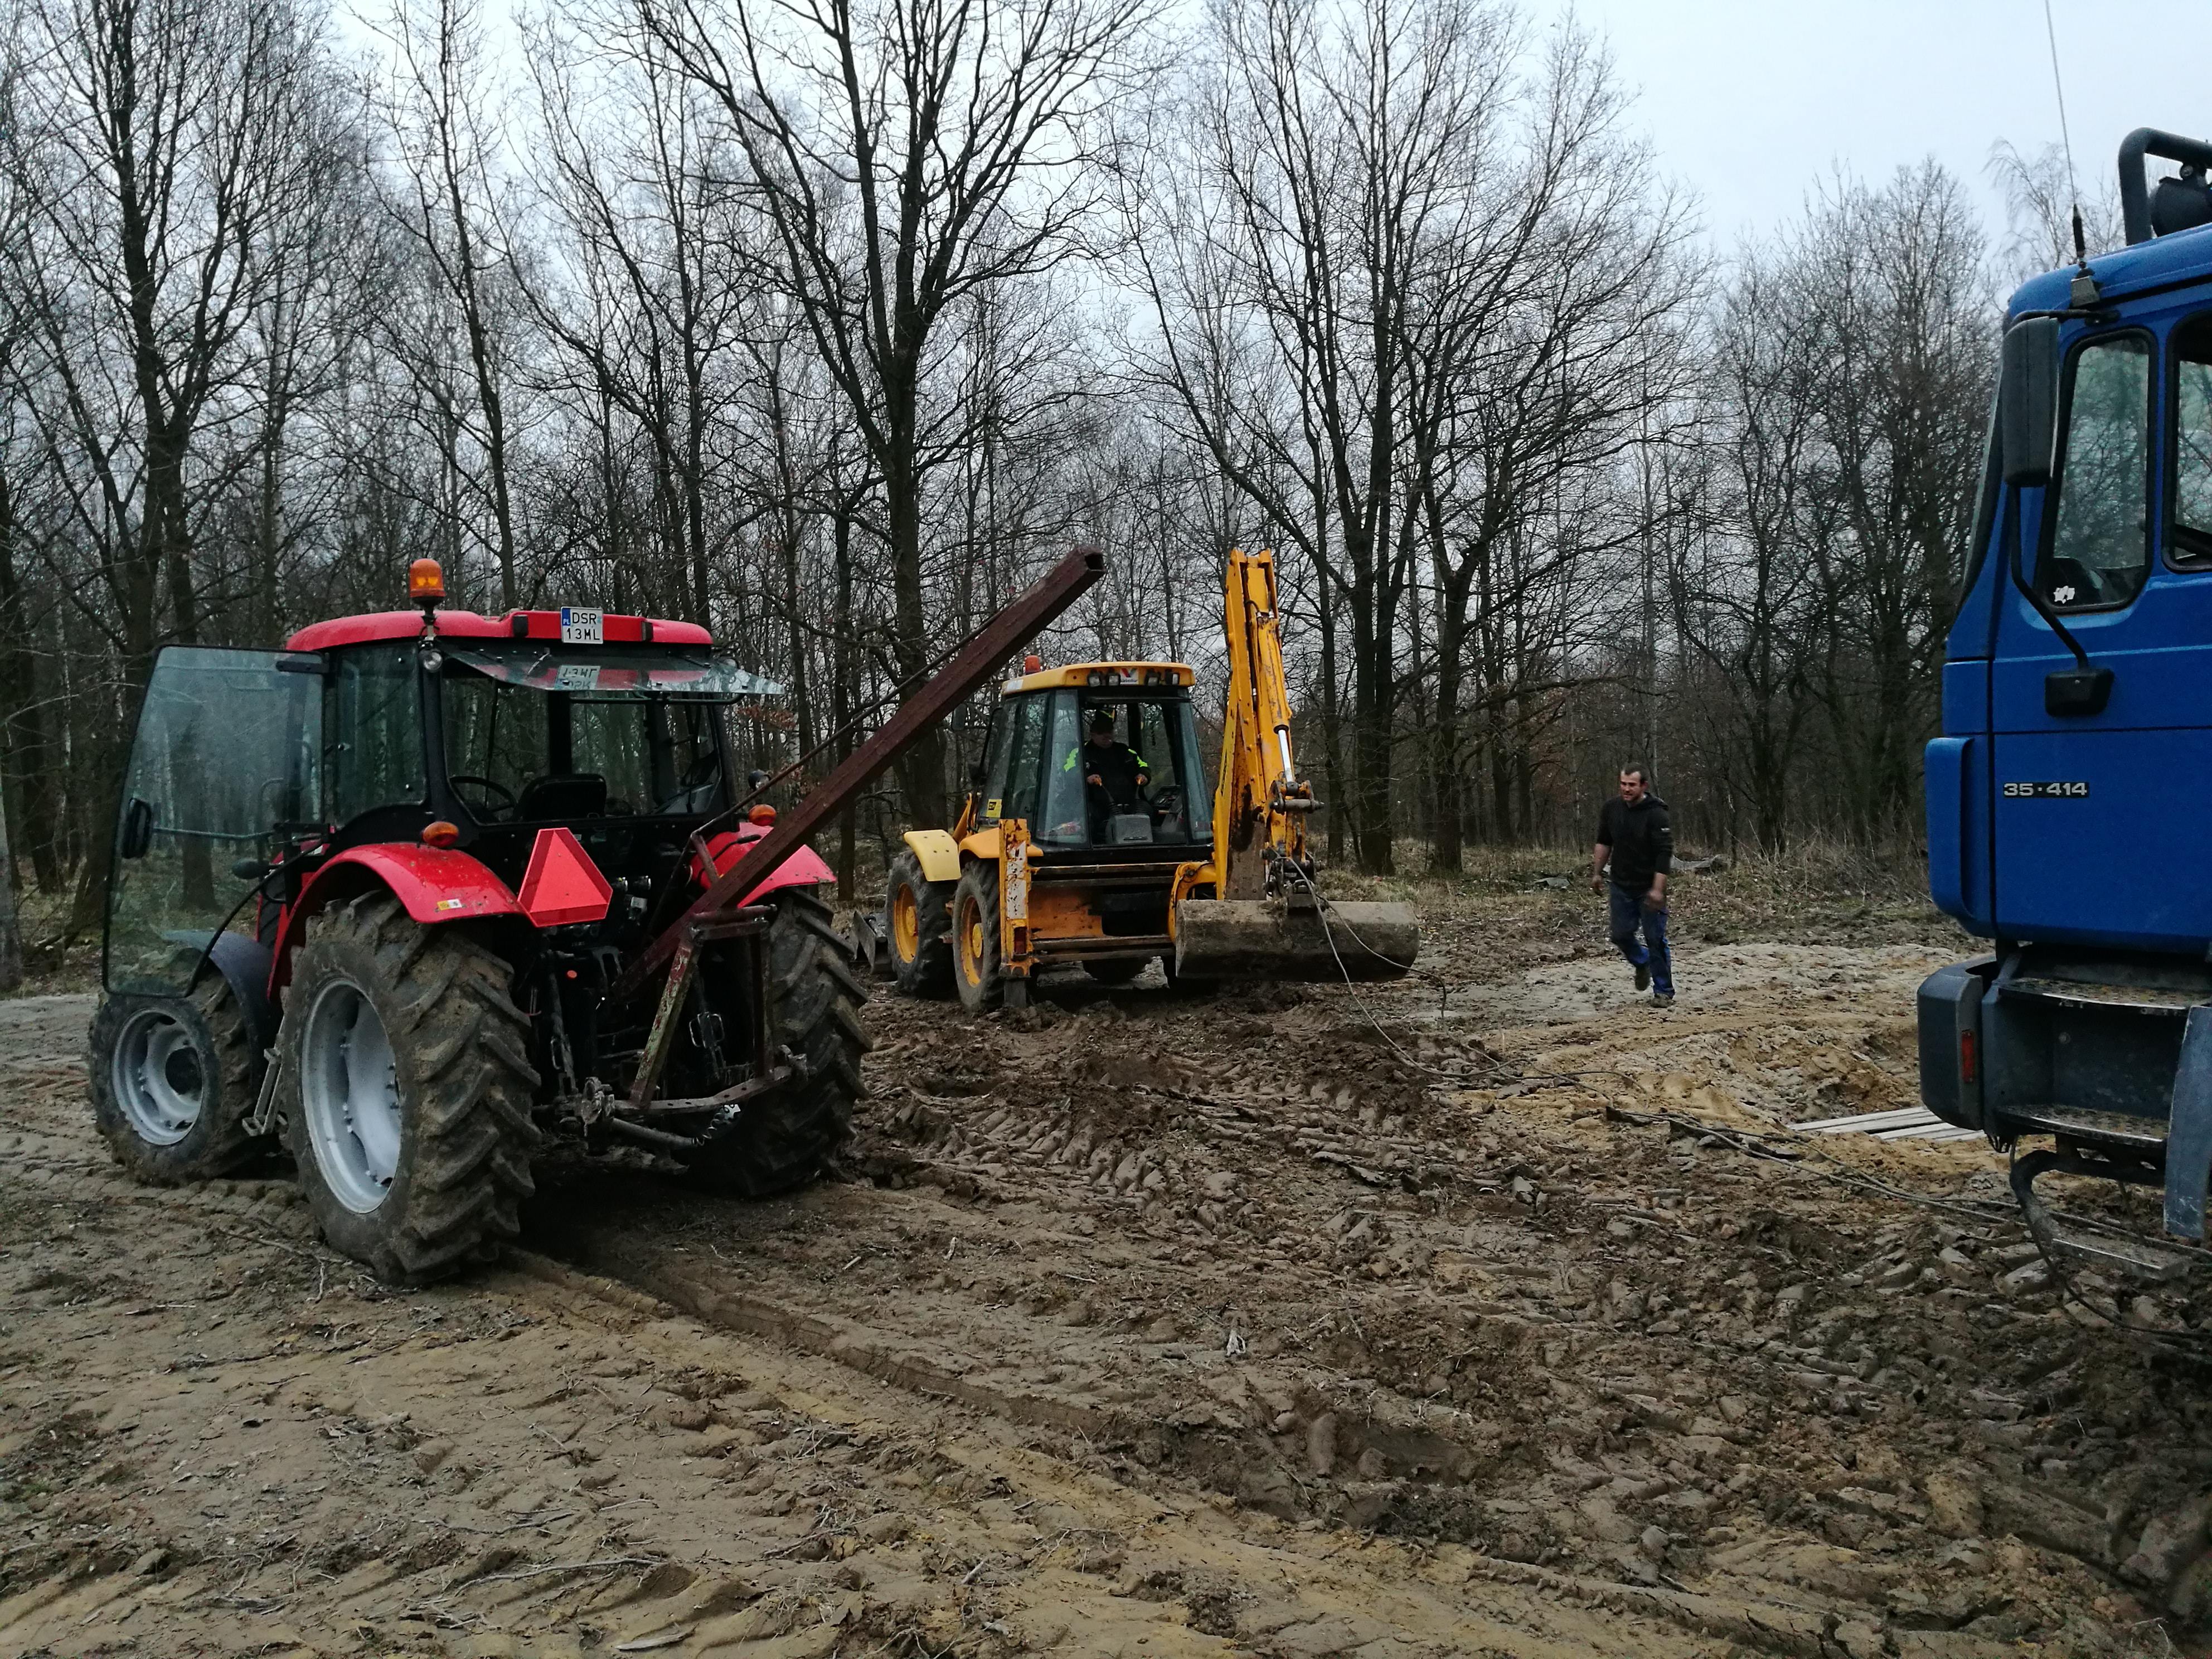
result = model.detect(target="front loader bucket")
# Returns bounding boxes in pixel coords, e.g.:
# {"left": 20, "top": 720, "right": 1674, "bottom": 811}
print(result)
{"left": 1173, "top": 898, "right": 1419, "bottom": 983}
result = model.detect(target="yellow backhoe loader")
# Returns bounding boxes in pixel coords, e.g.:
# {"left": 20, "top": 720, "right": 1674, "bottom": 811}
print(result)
{"left": 883, "top": 549, "right": 1419, "bottom": 1009}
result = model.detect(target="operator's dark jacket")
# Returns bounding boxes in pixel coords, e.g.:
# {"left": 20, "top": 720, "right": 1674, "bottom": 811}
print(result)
{"left": 1597, "top": 794, "right": 1673, "bottom": 896}
{"left": 1080, "top": 740, "right": 1147, "bottom": 807}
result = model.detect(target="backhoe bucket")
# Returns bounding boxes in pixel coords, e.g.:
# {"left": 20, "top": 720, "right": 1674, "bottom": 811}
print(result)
{"left": 1173, "top": 898, "right": 1419, "bottom": 983}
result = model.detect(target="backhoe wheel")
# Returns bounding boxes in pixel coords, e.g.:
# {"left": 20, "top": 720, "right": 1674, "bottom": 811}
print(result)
{"left": 1083, "top": 958, "right": 1147, "bottom": 986}
{"left": 688, "top": 889, "right": 872, "bottom": 1197}
{"left": 885, "top": 850, "right": 953, "bottom": 997}
{"left": 88, "top": 971, "right": 261, "bottom": 1184}
{"left": 280, "top": 892, "right": 540, "bottom": 1286}
{"left": 952, "top": 864, "right": 1003, "bottom": 1013}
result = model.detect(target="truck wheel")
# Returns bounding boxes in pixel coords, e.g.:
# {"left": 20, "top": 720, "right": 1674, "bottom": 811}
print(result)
{"left": 885, "top": 850, "right": 953, "bottom": 996}
{"left": 952, "top": 864, "right": 1003, "bottom": 1012}
{"left": 281, "top": 893, "right": 540, "bottom": 1285}
{"left": 689, "top": 890, "right": 871, "bottom": 1197}
{"left": 88, "top": 971, "right": 261, "bottom": 1184}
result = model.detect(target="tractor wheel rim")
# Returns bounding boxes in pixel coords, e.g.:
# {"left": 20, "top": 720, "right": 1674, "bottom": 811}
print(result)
{"left": 111, "top": 1006, "right": 204, "bottom": 1146}
{"left": 300, "top": 978, "right": 402, "bottom": 1214}
{"left": 959, "top": 899, "right": 983, "bottom": 984}
{"left": 892, "top": 885, "right": 919, "bottom": 959}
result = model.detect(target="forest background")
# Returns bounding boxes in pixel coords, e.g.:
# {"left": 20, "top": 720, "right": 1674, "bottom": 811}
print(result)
{"left": 0, "top": 0, "right": 2124, "bottom": 984}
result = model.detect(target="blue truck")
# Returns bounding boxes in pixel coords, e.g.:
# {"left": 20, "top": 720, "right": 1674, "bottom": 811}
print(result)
{"left": 1919, "top": 129, "right": 2212, "bottom": 1277}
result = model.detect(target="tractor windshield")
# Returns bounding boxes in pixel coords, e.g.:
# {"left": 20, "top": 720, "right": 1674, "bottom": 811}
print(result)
{"left": 106, "top": 648, "right": 321, "bottom": 994}
{"left": 441, "top": 646, "right": 774, "bottom": 822}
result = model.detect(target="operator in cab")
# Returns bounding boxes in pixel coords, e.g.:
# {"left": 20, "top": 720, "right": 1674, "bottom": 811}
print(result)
{"left": 1591, "top": 763, "right": 1674, "bottom": 1007}
{"left": 1075, "top": 710, "right": 1149, "bottom": 837}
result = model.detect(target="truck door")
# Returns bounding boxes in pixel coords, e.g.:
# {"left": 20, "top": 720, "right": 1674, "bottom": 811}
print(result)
{"left": 1991, "top": 311, "right": 2212, "bottom": 951}
{"left": 106, "top": 648, "right": 321, "bottom": 995}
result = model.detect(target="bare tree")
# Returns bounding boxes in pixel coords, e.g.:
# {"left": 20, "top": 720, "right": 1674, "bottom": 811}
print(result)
{"left": 371, "top": 0, "right": 523, "bottom": 608}
{"left": 629, "top": 0, "right": 1162, "bottom": 824}
{"left": 1668, "top": 258, "right": 1827, "bottom": 854}
{"left": 6, "top": 0, "right": 336, "bottom": 930}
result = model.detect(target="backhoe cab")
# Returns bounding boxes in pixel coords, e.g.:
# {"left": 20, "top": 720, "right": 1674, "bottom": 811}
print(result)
{"left": 884, "top": 549, "right": 1418, "bottom": 1007}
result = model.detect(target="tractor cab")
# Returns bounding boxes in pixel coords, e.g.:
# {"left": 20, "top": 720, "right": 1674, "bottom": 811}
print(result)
{"left": 105, "top": 601, "right": 779, "bottom": 1008}
{"left": 960, "top": 662, "right": 1214, "bottom": 851}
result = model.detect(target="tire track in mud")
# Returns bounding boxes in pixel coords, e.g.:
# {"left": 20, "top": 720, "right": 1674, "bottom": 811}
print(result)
{"left": 12, "top": 933, "right": 2212, "bottom": 1656}
{"left": 0, "top": 994, "right": 1761, "bottom": 1657}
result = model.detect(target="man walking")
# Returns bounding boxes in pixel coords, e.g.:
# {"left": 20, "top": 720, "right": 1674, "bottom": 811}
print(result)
{"left": 1591, "top": 764, "right": 1674, "bottom": 1007}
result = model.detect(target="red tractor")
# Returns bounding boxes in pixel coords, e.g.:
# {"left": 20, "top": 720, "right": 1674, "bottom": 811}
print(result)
{"left": 89, "top": 550, "right": 1104, "bottom": 1282}
{"left": 88, "top": 560, "right": 869, "bottom": 1281}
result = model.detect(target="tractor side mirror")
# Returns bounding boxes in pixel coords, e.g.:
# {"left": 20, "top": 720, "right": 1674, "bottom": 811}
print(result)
{"left": 118, "top": 797, "right": 154, "bottom": 861}
{"left": 2001, "top": 317, "right": 2061, "bottom": 488}
{"left": 231, "top": 857, "right": 271, "bottom": 881}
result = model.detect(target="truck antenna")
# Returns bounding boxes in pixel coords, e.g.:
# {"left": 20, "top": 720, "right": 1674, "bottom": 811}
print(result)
{"left": 2041, "top": 0, "right": 2088, "bottom": 265}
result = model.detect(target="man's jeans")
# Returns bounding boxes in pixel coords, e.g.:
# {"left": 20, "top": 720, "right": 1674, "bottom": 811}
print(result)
{"left": 1608, "top": 881, "right": 1672, "bottom": 995}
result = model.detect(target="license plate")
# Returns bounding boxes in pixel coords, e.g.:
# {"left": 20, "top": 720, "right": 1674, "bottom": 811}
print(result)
{"left": 554, "top": 663, "right": 600, "bottom": 690}
{"left": 560, "top": 607, "right": 604, "bottom": 644}
{"left": 2002, "top": 781, "right": 2089, "bottom": 798}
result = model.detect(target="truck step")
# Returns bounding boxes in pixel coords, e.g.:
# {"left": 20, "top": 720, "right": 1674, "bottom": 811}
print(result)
{"left": 1993, "top": 1104, "right": 2169, "bottom": 1152}
{"left": 2010, "top": 1148, "right": 2195, "bottom": 1283}
{"left": 2000, "top": 976, "right": 2210, "bottom": 1016}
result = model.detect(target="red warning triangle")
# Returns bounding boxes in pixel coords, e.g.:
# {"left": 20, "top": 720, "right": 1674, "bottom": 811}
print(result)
{"left": 517, "top": 826, "right": 613, "bottom": 928}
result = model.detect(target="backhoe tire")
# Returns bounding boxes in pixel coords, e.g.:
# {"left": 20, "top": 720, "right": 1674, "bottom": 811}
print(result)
{"left": 688, "top": 890, "right": 871, "bottom": 1197}
{"left": 886, "top": 850, "right": 953, "bottom": 997}
{"left": 281, "top": 893, "right": 540, "bottom": 1286}
{"left": 88, "top": 969, "right": 261, "bottom": 1185}
{"left": 1083, "top": 958, "right": 1147, "bottom": 985}
{"left": 952, "top": 864, "right": 1003, "bottom": 1013}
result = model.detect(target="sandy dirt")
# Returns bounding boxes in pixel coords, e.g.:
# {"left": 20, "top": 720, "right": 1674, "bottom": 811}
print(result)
{"left": 7, "top": 874, "right": 2212, "bottom": 1658}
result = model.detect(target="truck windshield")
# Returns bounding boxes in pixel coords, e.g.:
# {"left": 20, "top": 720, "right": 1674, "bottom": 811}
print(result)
{"left": 442, "top": 653, "right": 745, "bottom": 821}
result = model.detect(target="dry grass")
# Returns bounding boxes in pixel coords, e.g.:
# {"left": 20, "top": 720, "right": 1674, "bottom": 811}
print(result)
{"left": 1317, "top": 835, "right": 1966, "bottom": 953}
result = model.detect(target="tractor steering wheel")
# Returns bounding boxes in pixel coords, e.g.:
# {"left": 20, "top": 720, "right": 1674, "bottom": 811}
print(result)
{"left": 448, "top": 774, "right": 516, "bottom": 821}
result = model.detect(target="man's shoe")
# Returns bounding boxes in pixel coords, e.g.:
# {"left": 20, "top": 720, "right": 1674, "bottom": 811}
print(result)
{"left": 1652, "top": 991, "right": 1674, "bottom": 1008}
{"left": 1633, "top": 961, "right": 1651, "bottom": 992}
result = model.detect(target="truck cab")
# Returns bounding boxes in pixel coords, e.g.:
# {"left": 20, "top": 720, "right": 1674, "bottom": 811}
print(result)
{"left": 1919, "top": 128, "right": 2212, "bottom": 1262}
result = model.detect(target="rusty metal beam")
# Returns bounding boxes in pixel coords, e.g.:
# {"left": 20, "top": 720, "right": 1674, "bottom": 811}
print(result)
{"left": 612, "top": 543, "right": 1107, "bottom": 1002}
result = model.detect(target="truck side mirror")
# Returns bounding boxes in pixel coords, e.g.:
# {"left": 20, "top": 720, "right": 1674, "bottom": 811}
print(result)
{"left": 119, "top": 797, "right": 154, "bottom": 861}
{"left": 2001, "top": 317, "right": 2061, "bottom": 488}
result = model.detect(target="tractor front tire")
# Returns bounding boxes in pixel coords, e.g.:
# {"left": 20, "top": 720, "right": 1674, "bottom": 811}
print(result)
{"left": 281, "top": 894, "right": 540, "bottom": 1285}
{"left": 885, "top": 849, "right": 953, "bottom": 997}
{"left": 952, "top": 864, "right": 1003, "bottom": 1013}
{"left": 688, "top": 890, "right": 871, "bottom": 1197}
{"left": 88, "top": 971, "right": 261, "bottom": 1184}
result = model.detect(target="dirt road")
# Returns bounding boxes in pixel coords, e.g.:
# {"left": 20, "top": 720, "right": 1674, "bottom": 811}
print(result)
{"left": 5, "top": 877, "right": 2210, "bottom": 1657}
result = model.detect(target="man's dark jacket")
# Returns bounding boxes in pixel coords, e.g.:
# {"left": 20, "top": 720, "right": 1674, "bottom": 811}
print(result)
{"left": 1597, "top": 793, "right": 1673, "bottom": 895}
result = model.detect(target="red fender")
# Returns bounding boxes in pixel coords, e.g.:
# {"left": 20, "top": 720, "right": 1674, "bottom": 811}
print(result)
{"left": 690, "top": 826, "right": 836, "bottom": 903}
{"left": 271, "top": 845, "right": 523, "bottom": 994}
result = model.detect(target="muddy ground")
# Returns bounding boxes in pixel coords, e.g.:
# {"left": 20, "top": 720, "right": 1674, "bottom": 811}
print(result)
{"left": 9, "top": 860, "right": 2212, "bottom": 1658}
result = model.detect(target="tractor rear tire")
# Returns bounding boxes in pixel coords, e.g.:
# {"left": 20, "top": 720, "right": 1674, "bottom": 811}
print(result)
{"left": 281, "top": 893, "right": 540, "bottom": 1285}
{"left": 88, "top": 970, "right": 261, "bottom": 1184}
{"left": 952, "top": 864, "right": 1003, "bottom": 1013}
{"left": 688, "top": 890, "right": 871, "bottom": 1197}
{"left": 885, "top": 849, "right": 953, "bottom": 997}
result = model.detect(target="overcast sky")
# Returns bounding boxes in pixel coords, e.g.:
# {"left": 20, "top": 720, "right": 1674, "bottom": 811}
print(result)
{"left": 1543, "top": 0, "right": 2204, "bottom": 253}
